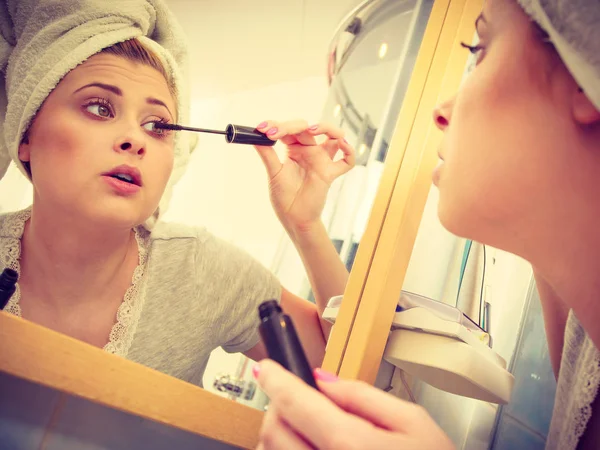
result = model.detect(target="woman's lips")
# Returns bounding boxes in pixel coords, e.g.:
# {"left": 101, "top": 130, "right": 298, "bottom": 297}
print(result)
{"left": 102, "top": 175, "right": 141, "bottom": 195}
{"left": 103, "top": 165, "right": 143, "bottom": 186}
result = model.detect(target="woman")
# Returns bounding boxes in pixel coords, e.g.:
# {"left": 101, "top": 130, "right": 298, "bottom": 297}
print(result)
{"left": 254, "top": 0, "right": 600, "bottom": 449}
{"left": 0, "top": 1, "right": 353, "bottom": 386}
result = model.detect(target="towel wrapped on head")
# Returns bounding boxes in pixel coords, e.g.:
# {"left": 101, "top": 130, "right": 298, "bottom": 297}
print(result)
{"left": 0, "top": 0, "right": 192, "bottom": 228}
{"left": 517, "top": 0, "right": 599, "bottom": 110}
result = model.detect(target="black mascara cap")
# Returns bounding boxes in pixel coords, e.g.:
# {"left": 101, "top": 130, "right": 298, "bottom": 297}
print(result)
{"left": 0, "top": 268, "right": 17, "bottom": 290}
{"left": 0, "top": 268, "right": 18, "bottom": 310}
{"left": 259, "top": 299, "right": 282, "bottom": 320}
{"left": 226, "top": 125, "right": 276, "bottom": 146}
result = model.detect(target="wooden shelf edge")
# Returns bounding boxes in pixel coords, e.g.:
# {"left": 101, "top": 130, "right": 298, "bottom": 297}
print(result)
{"left": 0, "top": 312, "right": 263, "bottom": 449}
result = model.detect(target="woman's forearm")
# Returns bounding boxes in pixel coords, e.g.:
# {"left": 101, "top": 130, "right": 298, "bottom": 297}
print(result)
{"left": 288, "top": 220, "right": 349, "bottom": 338}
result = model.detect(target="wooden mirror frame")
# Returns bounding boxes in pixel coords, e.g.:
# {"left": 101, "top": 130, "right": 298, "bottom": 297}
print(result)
{"left": 324, "top": 0, "right": 483, "bottom": 383}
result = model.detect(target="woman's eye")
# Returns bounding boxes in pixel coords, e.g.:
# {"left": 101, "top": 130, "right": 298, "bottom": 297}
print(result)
{"left": 461, "top": 42, "right": 485, "bottom": 62}
{"left": 142, "top": 122, "right": 156, "bottom": 132}
{"left": 143, "top": 121, "right": 170, "bottom": 136}
{"left": 85, "top": 103, "right": 113, "bottom": 118}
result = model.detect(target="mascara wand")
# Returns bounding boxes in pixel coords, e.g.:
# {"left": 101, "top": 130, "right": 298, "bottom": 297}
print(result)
{"left": 154, "top": 123, "right": 276, "bottom": 146}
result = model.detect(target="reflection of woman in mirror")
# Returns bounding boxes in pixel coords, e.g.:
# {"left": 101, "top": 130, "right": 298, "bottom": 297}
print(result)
{"left": 0, "top": 1, "right": 353, "bottom": 386}
{"left": 255, "top": 0, "right": 600, "bottom": 449}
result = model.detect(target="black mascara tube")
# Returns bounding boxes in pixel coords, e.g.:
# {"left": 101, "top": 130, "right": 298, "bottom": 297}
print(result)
{"left": 0, "top": 268, "right": 18, "bottom": 310}
{"left": 225, "top": 124, "right": 275, "bottom": 146}
{"left": 153, "top": 122, "right": 276, "bottom": 146}
{"left": 258, "top": 300, "right": 318, "bottom": 389}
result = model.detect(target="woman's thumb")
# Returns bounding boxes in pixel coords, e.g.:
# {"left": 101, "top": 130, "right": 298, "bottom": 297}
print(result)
{"left": 254, "top": 145, "right": 283, "bottom": 178}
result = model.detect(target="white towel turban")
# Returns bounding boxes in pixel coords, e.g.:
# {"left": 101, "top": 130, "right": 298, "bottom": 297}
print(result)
{"left": 0, "top": 0, "right": 192, "bottom": 228}
{"left": 518, "top": 0, "right": 600, "bottom": 110}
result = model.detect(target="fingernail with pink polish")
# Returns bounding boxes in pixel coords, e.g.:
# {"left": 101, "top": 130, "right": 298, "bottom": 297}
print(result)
{"left": 314, "top": 368, "right": 338, "bottom": 382}
{"left": 252, "top": 364, "right": 261, "bottom": 379}
{"left": 343, "top": 138, "right": 348, "bottom": 144}
{"left": 257, "top": 121, "right": 268, "bottom": 129}
{"left": 267, "top": 128, "right": 278, "bottom": 136}
{"left": 308, "top": 125, "right": 319, "bottom": 131}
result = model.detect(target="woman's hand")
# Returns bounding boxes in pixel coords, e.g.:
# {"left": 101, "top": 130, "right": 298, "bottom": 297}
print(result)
{"left": 254, "top": 360, "right": 455, "bottom": 450}
{"left": 254, "top": 120, "right": 355, "bottom": 235}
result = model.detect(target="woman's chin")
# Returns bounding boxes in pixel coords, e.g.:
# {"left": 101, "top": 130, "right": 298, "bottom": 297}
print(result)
{"left": 436, "top": 195, "right": 471, "bottom": 239}
{"left": 83, "top": 200, "right": 154, "bottom": 229}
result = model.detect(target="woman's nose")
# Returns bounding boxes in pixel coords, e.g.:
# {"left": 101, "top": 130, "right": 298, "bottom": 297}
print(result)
{"left": 114, "top": 133, "right": 146, "bottom": 156}
{"left": 433, "top": 97, "right": 454, "bottom": 131}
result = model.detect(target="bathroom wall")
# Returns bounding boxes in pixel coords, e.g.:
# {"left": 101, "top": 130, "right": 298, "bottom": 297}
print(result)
{"left": 0, "top": 164, "right": 31, "bottom": 213}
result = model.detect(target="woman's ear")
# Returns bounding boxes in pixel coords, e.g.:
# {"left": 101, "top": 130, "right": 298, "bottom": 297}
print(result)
{"left": 18, "top": 131, "right": 31, "bottom": 163}
{"left": 572, "top": 88, "right": 600, "bottom": 126}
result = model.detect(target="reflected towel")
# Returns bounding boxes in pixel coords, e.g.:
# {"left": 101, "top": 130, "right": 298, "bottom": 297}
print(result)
{"left": 0, "top": 0, "right": 192, "bottom": 228}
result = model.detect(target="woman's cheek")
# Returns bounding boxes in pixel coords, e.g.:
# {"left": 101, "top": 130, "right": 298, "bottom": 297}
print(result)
{"left": 161, "top": 154, "right": 174, "bottom": 187}
{"left": 149, "top": 153, "right": 173, "bottom": 199}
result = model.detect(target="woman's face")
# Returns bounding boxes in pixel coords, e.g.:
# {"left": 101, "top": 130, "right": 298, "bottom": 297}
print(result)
{"left": 19, "top": 53, "right": 176, "bottom": 227}
{"left": 433, "top": 0, "right": 599, "bottom": 257}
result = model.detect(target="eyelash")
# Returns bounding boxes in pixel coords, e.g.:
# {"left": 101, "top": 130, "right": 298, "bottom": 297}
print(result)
{"left": 460, "top": 42, "right": 483, "bottom": 54}
{"left": 82, "top": 97, "right": 172, "bottom": 139}
{"left": 460, "top": 42, "right": 485, "bottom": 61}
{"left": 83, "top": 97, "right": 114, "bottom": 117}
{"left": 150, "top": 117, "right": 172, "bottom": 137}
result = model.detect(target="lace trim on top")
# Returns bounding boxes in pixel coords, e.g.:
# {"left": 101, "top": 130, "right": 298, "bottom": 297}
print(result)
{"left": 571, "top": 344, "right": 600, "bottom": 448}
{"left": 0, "top": 207, "right": 150, "bottom": 357}
{"left": 548, "top": 310, "right": 600, "bottom": 450}
{"left": 564, "top": 313, "right": 600, "bottom": 449}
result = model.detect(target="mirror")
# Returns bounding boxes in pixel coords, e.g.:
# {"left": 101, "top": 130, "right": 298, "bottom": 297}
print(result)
{"left": 0, "top": 0, "right": 437, "bottom": 417}
{"left": 274, "top": 0, "right": 435, "bottom": 293}
{"left": 164, "top": 0, "right": 437, "bottom": 409}
{"left": 325, "top": 2, "right": 558, "bottom": 447}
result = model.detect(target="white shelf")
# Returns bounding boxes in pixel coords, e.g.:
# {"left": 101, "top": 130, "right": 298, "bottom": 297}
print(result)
{"left": 383, "top": 329, "right": 514, "bottom": 404}
{"left": 323, "top": 297, "right": 514, "bottom": 404}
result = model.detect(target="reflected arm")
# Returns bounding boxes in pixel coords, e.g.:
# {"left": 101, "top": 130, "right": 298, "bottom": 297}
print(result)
{"left": 244, "top": 287, "right": 327, "bottom": 368}
{"left": 244, "top": 220, "right": 348, "bottom": 368}
{"left": 287, "top": 220, "right": 349, "bottom": 340}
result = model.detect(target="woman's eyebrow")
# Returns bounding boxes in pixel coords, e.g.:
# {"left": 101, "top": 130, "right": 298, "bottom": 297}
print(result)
{"left": 73, "top": 82, "right": 173, "bottom": 119}
{"left": 74, "top": 82, "right": 121, "bottom": 96}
